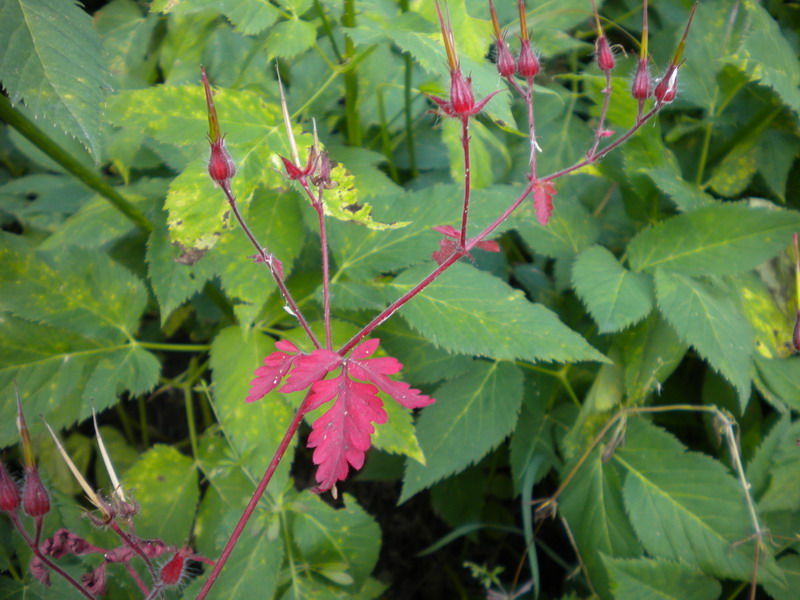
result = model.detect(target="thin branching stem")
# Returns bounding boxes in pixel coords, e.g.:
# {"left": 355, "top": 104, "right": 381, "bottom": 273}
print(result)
{"left": 301, "top": 179, "right": 333, "bottom": 349}
{"left": 588, "top": 70, "right": 613, "bottom": 159}
{"left": 8, "top": 513, "right": 97, "bottom": 600}
{"left": 195, "top": 391, "right": 313, "bottom": 600}
{"left": 220, "top": 183, "right": 321, "bottom": 349}
{"left": 459, "top": 117, "right": 471, "bottom": 247}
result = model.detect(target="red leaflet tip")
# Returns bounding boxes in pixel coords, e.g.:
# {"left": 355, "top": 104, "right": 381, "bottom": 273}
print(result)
{"left": 532, "top": 180, "right": 557, "bottom": 226}
{"left": 0, "top": 463, "right": 20, "bottom": 513}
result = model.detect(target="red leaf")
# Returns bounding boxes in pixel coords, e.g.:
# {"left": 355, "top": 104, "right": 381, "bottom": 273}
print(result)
{"left": 476, "top": 240, "right": 501, "bottom": 253}
{"left": 432, "top": 238, "right": 458, "bottom": 266}
{"left": 246, "top": 341, "right": 299, "bottom": 403}
{"left": 432, "top": 225, "right": 459, "bottom": 239}
{"left": 307, "top": 369, "right": 387, "bottom": 492}
{"left": 281, "top": 349, "right": 341, "bottom": 393}
{"left": 532, "top": 180, "right": 557, "bottom": 225}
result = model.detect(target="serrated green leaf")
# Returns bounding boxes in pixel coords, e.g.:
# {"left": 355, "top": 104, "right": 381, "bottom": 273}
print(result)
{"left": 645, "top": 168, "right": 714, "bottom": 212}
{"left": 123, "top": 445, "right": 198, "bottom": 546}
{"left": 708, "top": 140, "right": 758, "bottom": 198}
{"left": 400, "top": 361, "right": 523, "bottom": 501}
{"left": 756, "top": 356, "right": 800, "bottom": 412}
{"left": 0, "top": 233, "right": 146, "bottom": 341}
{"left": 764, "top": 555, "right": 800, "bottom": 600}
{"left": 515, "top": 195, "right": 600, "bottom": 259}
{"left": 83, "top": 345, "right": 160, "bottom": 415}
{"left": 219, "top": 0, "right": 280, "bottom": 35}
{"left": 744, "top": 417, "right": 800, "bottom": 514}
{"left": 603, "top": 556, "right": 721, "bottom": 600}
{"left": 0, "top": 0, "right": 112, "bottom": 157}
{"left": 559, "top": 447, "right": 642, "bottom": 598}
{"left": 387, "top": 262, "right": 606, "bottom": 364}
{"left": 725, "top": 0, "right": 800, "bottom": 116}
{"left": 290, "top": 492, "right": 380, "bottom": 589}
{"left": 572, "top": 246, "right": 654, "bottom": 334}
{"left": 210, "top": 326, "right": 296, "bottom": 489}
{"left": 628, "top": 203, "right": 800, "bottom": 276}
{"left": 654, "top": 269, "right": 752, "bottom": 408}
{"left": 146, "top": 209, "right": 215, "bottom": 323}
{"left": 266, "top": 19, "right": 317, "bottom": 61}
{"left": 614, "top": 420, "right": 784, "bottom": 588}
{"left": 370, "top": 394, "right": 425, "bottom": 465}
{"left": 620, "top": 314, "right": 688, "bottom": 403}
{"left": 756, "top": 131, "right": 800, "bottom": 203}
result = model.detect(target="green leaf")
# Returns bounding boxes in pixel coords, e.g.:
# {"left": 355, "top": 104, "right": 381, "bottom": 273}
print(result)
{"left": 146, "top": 209, "right": 215, "bottom": 323}
{"left": 370, "top": 394, "right": 425, "bottom": 465}
{"left": 219, "top": 0, "right": 280, "bottom": 35}
{"left": 400, "top": 361, "right": 523, "bottom": 502}
{"left": 708, "top": 139, "right": 758, "bottom": 198}
{"left": 655, "top": 269, "right": 752, "bottom": 408}
{"left": 572, "top": 246, "right": 654, "bottom": 333}
{"left": 645, "top": 168, "right": 714, "bottom": 212}
{"left": 559, "top": 447, "right": 642, "bottom": 598}
{"left": 83, "top": 345, "right": 161, "bottom": 415}
{"left": 0, "top": 233, "right": 147, "bottom": 341}
{"left": 746, "top": 418, "right": 800, "bottom": 514}
{"left": 725, "top": 0, "right": 800, "bottom": 116}
{"left": 764, "top": 555, "right": 800, "bottom": 600}
{"left": 266, "top": 19, "right": 317, "bottom": 61}
{"left": 756, "top": 131, "right": 800, "bottom": 203}
{"left": 210, "top": 326, "right": 297, "bottom": 489}
{"left": 620, "top": 314, "right": 688, "bottom": 403}
{"left": 602, "top": 556, "right": 722, "bottom": 600}
{"left": 388, "top": 262, "right": 606, "bottom": 364}
{"left": 0, "top": 0, "right": 112, "bottom": 157}
{"left": 628, "top": 203, "right": 800, "bottom": 276}
{"left": 290, "top": 492, "right": 381, "bottom": 589}
{"left": 755, "top": 356, "right": 800, "bottom": 412}
{"left": 614, "top": 420, "right": 784, "bottom": 588}
{"left": 515, "top": 195, "right": 600, "bottom": 259}
{"left": 123, "top": 445, "right": 198, "bottom": 546}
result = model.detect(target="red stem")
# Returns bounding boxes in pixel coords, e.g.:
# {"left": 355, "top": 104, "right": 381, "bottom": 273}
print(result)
{"left": 195, "top": 392, "right": 312, "bottom": 600}
{"left": 301, "top": 179, "right": 333, "bottom": 349}
{"left": 525, "top": 83, "right": 537, "bottom": 179}
{"left": 109, "top": 521, "right": 157, "bottom": 579}
{"left": 9, "top": 513, "right": 97, "bottom": 600}
{"left": 459, "top": 117, "right": 471, "bottom": 247}
{"left": 588, "top": 70, "right": 613, "bottom": 159}
{"left": 221, "top": 183, "right": 321, "bottom": 349}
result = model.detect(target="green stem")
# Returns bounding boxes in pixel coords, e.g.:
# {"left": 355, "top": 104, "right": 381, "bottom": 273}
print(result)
{"left": 377, "top": 88, "right": 400, "bottom": 183}
{"left": 137, "top": 396, "right": 149, "bottom": 448}
{"left": 137, "top": 341, "right": 212, "bottom": 352}
{"left": 184, "top": 384, "right": 199, "bottom": 459}
{"left": 399, "top": 0, "right": 417, "bottom": 177}
{"left": 0, "top": 95, "right": 153, "bottom": 233}
{"left": 115, "top": 403, "right": 136, "bottom": 443}
{"left": 313, "top": 0, "right": 343, "bottom": 62}
{"left": 342, "top": 0, "right": 361, "bottom": 146}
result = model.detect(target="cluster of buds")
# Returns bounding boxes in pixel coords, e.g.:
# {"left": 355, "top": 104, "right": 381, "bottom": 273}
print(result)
{"left": 1, "top": 391, "right": 213, "bottom": 598}
{"left": 489, "top": 0, "right": 540, "bottom": 81}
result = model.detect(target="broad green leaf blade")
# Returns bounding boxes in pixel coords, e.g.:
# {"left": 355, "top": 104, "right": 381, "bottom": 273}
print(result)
{"left": 400, "top": 361, "right": 523, "bottom": 502}
{"left": 389, "top": 262, "right": 606, "bottom": 364}
{"left": 572, "top": 246, "right": 654, "bottom": 333}
{"left": 645, "top": 168, "right": 714, "bottom": 212}
{"left": 614, "top": 420, "right": 784, "bottom": 588}
{"left": 620, "top": 314, "right": 688, "bottom": 403}
{"left": 83, "top": 345, "right": 160, "bottom": 416}
{"left": 559, "top": 448, "right": 642, "bottom": 598}
{"left": 0, "top": 233, "right": 147, "bottom": 341}
{"left": 0, "top": 0, "right": 112, "bottom": 157}
{"left": 654, "top": 270, "right": 753, "bottom": 408}
{"left": 725, "top": 0, "right": 800, "bottom": 115}
{"left": 210, "top": 326, "right": 296, "bottom": 489}
{"left": 515, "top": 195, "right": 600, "bottom": 259}
{"left": 746, "top": 418, "right": 800, "bottom": 514}
{"left": 370, "top": 395, "right": 425, "bottom": 465}
{"left": 290, "top": 492, "right": 381, "bottom": 589}
{"left": 755, "top": 356, "right": 800, "bottom": 412}
{"left": 123, "top": 445, "right": 198, "bottom": 546}
{"left": 602, "top": 556, "right": 721, "bottom": 600}
{"left": 628, "top": 203, "right": 800, "bottom": 276}
{"left": 266, "top": 19, "right": 317, "bottom": 61}
{"left": 764, "top": 555, "right": 800, "bottom": 600}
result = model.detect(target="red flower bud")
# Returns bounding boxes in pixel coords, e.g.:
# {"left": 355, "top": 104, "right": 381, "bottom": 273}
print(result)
{"left": 30, "top": 556, "right": 50, "bottom": 586}
{"left": 596, "top": 36, "right": 614, "bottom": 72}
{"left": 654, "top": 65, "right": 678, "bottom": 104}
{"left": 82, "top": 563, "right": 107, "bottom": 596}
{"left": 22, "top": 469, "right": 50, "bottom": 518}
{"left": 631, "top": 59, "right": 651, "bottom": 100}
{"left": 517, "top": 39, "right": 539, "bottom": 79}
{"left": 0, "top": 463, "right": 20, "bottom": 513}
{"left": 450, "top": 70, "right": 475, "bottom": 116}
{"left": 208, "top": 139, "right": 236, "bottom": 186}
{"left": 160, "top": 548, "right": 192, "bottom": 586}
{"left": 496, "top": 39, "right": 516, "bottom": 78}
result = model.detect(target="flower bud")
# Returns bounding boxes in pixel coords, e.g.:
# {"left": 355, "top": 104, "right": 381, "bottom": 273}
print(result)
{"left": 631, "top": 59, "right": 651, "bottom": 100}
{"left": 82, "top": 563, "right": 107, "bottom": 596}
{"left": 208, "top": 139, "right": 236, "bottom": 186}
{"left": 496, "top": 39, "right": 516, "bottom": 78}
{"left": 160, "top": 548, "right": 191, "bottom": 586}
{"left": 655, "top": 65, "right": 679, "bottom": 104}
{"left": 596, "top": 36, "right": 614, "bottom": 72}
{"left": 22, "top": 469, "right": 50, "bottom": 518}
{"left": 0, "top": 463, "right": 20, "bottom": 513}
{"left": 517, "top": 39, "right": 539, "bottom": 79}
{"left": 450, "top": 70, "right": 475, "bottom": 116}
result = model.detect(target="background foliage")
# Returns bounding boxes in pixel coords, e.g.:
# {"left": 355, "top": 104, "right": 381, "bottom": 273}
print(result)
{"left": 1, "top": 0, "right": 799, "bottom": 598}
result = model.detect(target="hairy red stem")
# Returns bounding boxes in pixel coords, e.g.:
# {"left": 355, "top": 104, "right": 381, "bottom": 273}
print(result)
{"left": 300, "top": 179, "right": 333, "bottom": 349}
{"left": 588, "top": 70, "right": 613, "bottom": 159}
{"left": 221, "top": 183, "right": 321, "bottom": 349}
{"left": 195, "top": 392, "right": 312, "bottom": 600}
{"left": 526, "top": 84, "right": 537, "bottom": 179}
{"left": 9, "top": 513, "right": 97, "bottom": 600}
{"left": 459, "top": 117, "right": 471, "bottom": 247}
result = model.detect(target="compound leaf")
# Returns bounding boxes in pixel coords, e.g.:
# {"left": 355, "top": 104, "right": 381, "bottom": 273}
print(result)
{"left": 602, "top": 556, "right": 721, "bottom": 600}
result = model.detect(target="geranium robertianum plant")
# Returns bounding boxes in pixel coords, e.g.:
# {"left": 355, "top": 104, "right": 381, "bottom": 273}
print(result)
{"left": 2, "top": 0, "right": 800, "bottom": 598}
